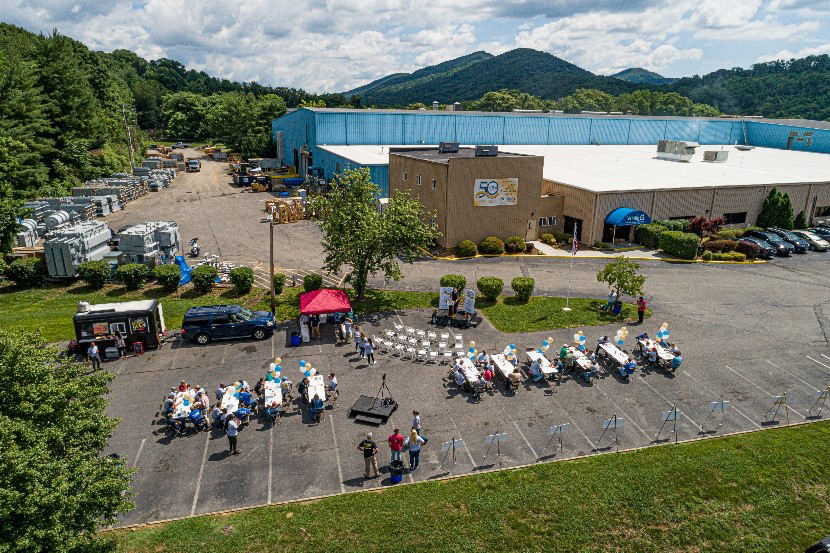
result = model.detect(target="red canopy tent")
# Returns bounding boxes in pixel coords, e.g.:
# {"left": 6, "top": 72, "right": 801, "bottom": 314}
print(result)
{"left": 299, "top": 288, "right": 352, "bottom": 315}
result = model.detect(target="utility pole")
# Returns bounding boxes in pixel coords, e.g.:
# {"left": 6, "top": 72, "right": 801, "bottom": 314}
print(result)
{"left": 121, "top": 104, "right": 135, "bottom": 172}
{"left": 269, "top": 214, "right": 276, "bottom": 314}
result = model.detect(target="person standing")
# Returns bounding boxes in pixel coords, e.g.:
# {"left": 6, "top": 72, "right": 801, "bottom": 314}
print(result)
{"left": 412, "top": 410, "right": 421, "bottom": 434}
{"left": 87, "top": 343, "right": 101, "bottom": 371}
{"left": 606, "top": 289, "right": 615, "bottom": 311}
{"left": 358, "top": 332, "right": 367, "bottom": 358}
{"left": 364, "top": 338, "right": 375, "bottom": 365}
{"left": 637, "top": 296, "right": 647, "bottom": 324}
{"left": 114, "top": 331, "right": 127, "bottom": 358}
{"left": 353, "top": 325, "right": 362, "bottom": 352}
{"left": 310, "top": 314, "right": 320, "bottom": 340}
{"left": 226, "top": 415, "right": 240, "bottom": 455}
{"left": 388, "top": 428, "right": 404, "bottom": 462}
{"left": 357, "top": 432, "right": 379, "bottom": 478}
{"left": 404, "top": 428, "right": 426, "bottom": 471}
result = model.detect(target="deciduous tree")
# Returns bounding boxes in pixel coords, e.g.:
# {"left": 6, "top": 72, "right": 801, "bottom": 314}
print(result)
{"left": 596, "top": 257, "right": 646, "bottom": 298}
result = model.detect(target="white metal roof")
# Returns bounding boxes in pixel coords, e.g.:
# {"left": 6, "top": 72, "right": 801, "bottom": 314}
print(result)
{"left": 499, "top": 145, "right": 830, "bottom": 192}
{"left": 81, "top": 300, "right": 157, "bottom": 314}
{"left": 318, "top": 145, "right": 449, "bottom": 165}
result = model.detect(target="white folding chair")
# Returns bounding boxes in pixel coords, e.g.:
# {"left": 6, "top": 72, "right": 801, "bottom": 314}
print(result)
{"left": 405, "top": 347, "right": 416, "bottom": 359}
{"left": 416, "top": 329, "right": 426, "bottom": 340}
{"left": 455, "top": 350, "right": 466, "bottom": 359}
{"left": 385, "top": 330, "right": 396, "bottom": 340}
{"left": 429, "top": 351, "right": 439, "bottom": 364}
{"left": 438, "top": 341, "right": 448, "bottom": 351}
{"left": 406, "top": 327, "right": 416, "bottom": 336}
{"left": 398, "top": 334, "right": 408, "bottom": 344}
{"left": 454, "top": 337, "right": 464, "bottom": 350}
{"left": 421, "top": 340, "right": 430, "bottom": 350}
{"left": 442, "top": 351, "right": 453, "bottom": 364}
{"left": 408, "top": 337, "right": 418, "bottom": 346}
{"left": 427, "top": 331, "right": 437, "bottom": 343}
{"left": 417, "top": 349, "right": 427, "bottom": 362}
{"left": 440, "top": 332, "right": 450, "bottom": 343}
{"left": 394, "top": 323, "right": 403, "bottom": 333}
{"left": 394, "top": 344, "right": 404, "bottom": 357}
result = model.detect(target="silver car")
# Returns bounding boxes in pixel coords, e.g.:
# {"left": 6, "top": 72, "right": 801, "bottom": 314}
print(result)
{"left": 791, "top": 230, "right": 830, "bottom": 251}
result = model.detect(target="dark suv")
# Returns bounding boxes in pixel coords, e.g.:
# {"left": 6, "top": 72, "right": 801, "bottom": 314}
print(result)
{"left": 766, "top": 228, "right": 809, "bottom": 253}
{"left": 744, "top": 230, "right": 794, "bottom": 255}
{"left": 182, "top": 305, "right": 275, "bottom": 345}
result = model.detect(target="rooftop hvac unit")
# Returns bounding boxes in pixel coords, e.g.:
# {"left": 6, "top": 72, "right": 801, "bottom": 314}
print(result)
{"left": 655, "top": 140, "right": 698, "bottom": 162}
{"left": 438, "top": 142, "right": 460, "bottom": 154}
{"left": 474, "top": 145, "right": 498, "bottom": 157}
{"left": 703, "top": 150, "right": 729, "bottom": 163}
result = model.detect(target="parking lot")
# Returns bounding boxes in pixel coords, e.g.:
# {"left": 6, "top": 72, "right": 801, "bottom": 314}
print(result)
{"left": 98, "top": 152, "right": 830, "bottom": 526}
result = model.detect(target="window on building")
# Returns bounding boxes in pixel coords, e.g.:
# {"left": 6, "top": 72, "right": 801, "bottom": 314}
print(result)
{"left": 416, "top": 175, "right": 422, "bottom": 186}
{"left": 814, "top": 206, "right": 830, "bottom": 218}
{"left": 669, "top": 216, "right": 694, "bottom": 221}
{"left": 538, "top": 216, "right": 557, "bottom": 227}
{"left": 723, "top": 212, "right": 747, "bottom": 225}
{"left": 403, "top": 172, "right": 407, "bottom": 182}
{"left": 431, "top": 179, "right": 437, "bottom": 190}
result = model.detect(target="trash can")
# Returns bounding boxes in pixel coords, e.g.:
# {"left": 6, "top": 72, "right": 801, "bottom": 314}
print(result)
{"left": 389, "top": 460, "right": 404, "bottom": 484}
{"left": 290, "top": 332, "right": 301, "bottom": 347}
{"left": 612, "top": 300, "right": 622, "bottom": 315}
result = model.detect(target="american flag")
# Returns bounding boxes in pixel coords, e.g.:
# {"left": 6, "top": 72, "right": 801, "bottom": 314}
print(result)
{"left": 572, "top": 235, "right": 579, "bottom": 255}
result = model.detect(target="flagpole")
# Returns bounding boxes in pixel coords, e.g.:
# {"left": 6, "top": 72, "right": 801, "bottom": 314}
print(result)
{"left": 563, "top": 224, "right": 577, "bottom": 311}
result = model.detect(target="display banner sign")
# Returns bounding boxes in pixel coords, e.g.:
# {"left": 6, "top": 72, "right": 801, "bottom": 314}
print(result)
{"left": 439, "top": 287, "right": 454, "bottom": 309}
{"left": 463, "top": 289, "right": 476, "bottom": 312}
{"left": 473, "top": 178, "right": 518, "bottom": 206}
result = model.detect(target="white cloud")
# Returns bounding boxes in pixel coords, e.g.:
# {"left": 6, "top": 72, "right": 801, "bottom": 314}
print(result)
{"left": 691, "top": 0, "right": 762, "bottom": 28}
{"left": 757, "top": 42, "right": 830, "bottom": 62}
{"left": 693, "top": 17, "right": 819, "bottom": 39}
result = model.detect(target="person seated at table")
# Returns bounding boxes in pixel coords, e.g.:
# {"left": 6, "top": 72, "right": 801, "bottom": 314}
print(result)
{"left": 554, "top": 358, "right": 564, "bottom": 374}
{"left": 597, "top": 336, "right": 608, "bottom": 348}
{"left": 178, "top": 380, "right": 189, "bottom": 392}
{"left": 636, "top": 333, "right": 649, "bottom": 353}
{"left": 482, "top": 367, "right": 493, "bottom": 386}
{"left": 239, "top": 388, "right": 253, "bottom": 408}
{"left": 621, "top": 359, "right": 636, "bottom": 379}
{"left": 559, "top": 344, "right": 568, "bottom": 360}
{"left": 166, "top": 414, "right": 183, "bottom": 434}
{"left": 453, "top": 368, "right": 466, "bottom": 389}
{"left": 564, "top": 350, "right": 576, "bottom": 374}
{"left": 587, "top": 349, "right": 597, "bottom": 363}
{"left": 297, "top": 377, "right": 310, "bottom": 404}
{"left": 254, "top": 378, "right": 265, "bottom": 401}
{"left": 211, "top": 405, "right": 223, "bottom": 427}
{"left": 528, "top": 360, "right": 544, "bottom": 382}
{"left": 509, "top": 368, "right": 522, "bottom": 389}
{"left": 647, "top": 348, "right": 658, "bottom": 366}
{"left": 670, "top": 352, "right": 683, "bottom": 370}
{"left": 215, "top": 383, "right": 226, "bottom": 402}
{"left": 582, "top": 361, "right": 593, "bottom": 382}
{"left": 669, "top": 342, "right": 679, "bottom": 354}
{"left": 281, "top": 377, "right": 293, "bottom": 401}
{"left": 476, "top": 350, "right": 489, "bottom": 367}
{"left": 658, "top": 337, "right": 669, "bottom": 349}
{"left": 309, "top": 394, "right": 324, "bottom": 418}
{"left": 162, "top": 392, "right": 176, "bottom": 415}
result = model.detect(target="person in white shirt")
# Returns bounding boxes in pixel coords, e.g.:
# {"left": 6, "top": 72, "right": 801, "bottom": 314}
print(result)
{"left": 476, "top": 351, "right": 489, "bottom": 368}
{"left": 454, "top": 369, "right": 465, "bottom": 388}
{"left": 226, "top": 416, "right": 240, "bottom": 454}
{"left": 411, "top": 410, "right": 421, "bottom": 434}
{"left": 215, "top": 383, "right": 226, "bottom": 401}
{"left": 327, "top": 372, "right": 338, "bottom": 400}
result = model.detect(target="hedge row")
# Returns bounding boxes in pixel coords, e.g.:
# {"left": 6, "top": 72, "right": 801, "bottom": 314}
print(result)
{"left": 658, "top": 231, "right": 700, "bottom": 260}
{"left": 703, "top": 251, "right": 747, "bottom": 262}
{"left": 634, "top": 223, "right": 668, "bottom": 248}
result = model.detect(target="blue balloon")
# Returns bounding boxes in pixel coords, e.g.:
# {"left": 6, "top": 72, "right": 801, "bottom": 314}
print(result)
{"left": 510, "top": 343, "right": 516, "bottom": 349}
{"left": 304, "top": 370, "right": 311, "bottom": 378}
{"left": 579, "top": 335, "right": 585, "bottom": 342}
{"left": 469, "top": 347, "right": 475, "bottom": 353}
{"left": 276, "top": 365, "right": 282, "bottom": 371}
{"left": 617, "top": 339, "right": 624, "bottom": 346}
{"left": 299, "top": 360, "right": 306, "bottom": 368}
{"left": 664, "top": 332, "right": 670, "bottom": 339}
{"left": 537, "top": 348, "right": 544, "bottom": 353}
{"left": 542, "top": 340, "right": 549, "bottom": 347}
{"left": 579, "top": 344, "right": 585, "bottom": 351}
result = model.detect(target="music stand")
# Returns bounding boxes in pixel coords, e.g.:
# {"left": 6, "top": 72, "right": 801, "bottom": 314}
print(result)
{"left": 599, "top": 414, "right": 624, "bottom": 451}
{"left": 484, "top": 432, "right": 508, "bottom": 462}
{"left": 440, "top": 437, "right": 465, "bottom": 465}
{"left": 700, "top": 396, "right": 730, "bottom": 433}
{"left": 656, "top": 406, "right": 682, "bottom": 444}
{"left": 808, "top": 386, "right": 830, "bottom": 419}
{"left": 764, "top": 392, "right": 790, "bottom": 425}
{"left": 545, "top": 423, "right": 570, "bottom": 453}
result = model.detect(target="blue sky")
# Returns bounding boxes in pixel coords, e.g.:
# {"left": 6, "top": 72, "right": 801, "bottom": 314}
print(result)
{"left": 1, "top": 0, "right": 829, "bottom": 92}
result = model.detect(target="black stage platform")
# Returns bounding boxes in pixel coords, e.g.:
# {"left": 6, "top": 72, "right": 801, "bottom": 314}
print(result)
{"left": 347, "top": 395, "right": 397, "bottom": 426}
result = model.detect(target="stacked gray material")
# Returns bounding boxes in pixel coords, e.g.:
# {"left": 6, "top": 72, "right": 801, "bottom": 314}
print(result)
{"left": 169, "top": 152, "right": 184, "bottom": 161}
{"left": 133, "top": 166, "right": 151, "bottom": 177}
{"left": 142, "top": 157, "right": 162, "bottom": 169}
{"left": 43, "top": 221, "right": 113, "bottom": 277}
{"left": 22, "top": 200, "right": 52, "bottom": 222}
{"left": 117, "top": 221, "right": 180, "bottom": 264}
{"left": 249, "top": 158, "right": 279, "bottom": 169}
{"left": 89, "top": 195, "right": 120, "bottom": 216}
{"left": 161, "top": 159, "right": 177, "bottom": 169}
{"left": 15, "top": 219, "right": 38, "bottom": 248}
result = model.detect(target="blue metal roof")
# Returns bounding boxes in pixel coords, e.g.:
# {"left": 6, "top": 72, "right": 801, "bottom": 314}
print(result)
{"left": 605, "top": 208, "right": 651, "bottom": 226}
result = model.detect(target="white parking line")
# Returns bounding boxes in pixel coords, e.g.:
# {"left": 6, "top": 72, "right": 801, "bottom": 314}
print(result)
{"left": 267, "top": 426, "right": 274, "bottom": 504}
{"left": 328, "top": 415, "right": 346, "bottom": 494}
{"left": 809, "top": 355, "right": 830, "bottom": 370}
{"left": 724, "top": 365, "right": 805, "bottom": 419}
{"left": 512, "top": 420, "right": 539, "bottom": 460}
{"left": 131, "top": 438, "right": 146, "bottom": 468}
{"left": 591, "top": 380, "right": 652, "bottom": 441}
{"left": 766, "top": 360, "right": 819, "bottom": 390}
{"left": 636, "top": 376, "right": 700, "bottom": 430}
{"left": 681, "top": 370, "right": 761, "bottom": 429}
{"left": 190, "top": 433, "right": 211, "bottom": 515}
{"left": 551, "top": 396, "right": 597, "bottom": 451}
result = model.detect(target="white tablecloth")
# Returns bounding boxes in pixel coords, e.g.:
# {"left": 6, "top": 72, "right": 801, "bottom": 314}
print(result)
{"left": 458, "top": 357, "right": 481, "bottom": 383}
{"left": 568, "top": 347, "right": 594, "bottom": 371}
{"left": 599, "top": 343, "right": 629, "bottom": 365}
{"left": 264, "top": 380, "right": 283, "bottom": 407}
{"left": 638, "top": 339, "right": 674, "bottom": 361}
{"left": 307, "top": 375, "right": 326, "bottom": 402}
{"left": 526, "top": 350, "right": 558, "bottom": 376}
{"left": 220, "top": 386, "right": 240, "bottom": 412}
{"left": 492, "top": 353, "right": 515, "bottom": 379}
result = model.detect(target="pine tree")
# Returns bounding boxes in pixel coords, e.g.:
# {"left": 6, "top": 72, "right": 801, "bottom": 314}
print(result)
{"left": 794, "top": 210, "right": 808, "bottom": 229}
{"left": 756, "top": 188, "right": 777, "bottom": 228}
{"left": 779, "top": 192, "right": 794, "bottom": 229}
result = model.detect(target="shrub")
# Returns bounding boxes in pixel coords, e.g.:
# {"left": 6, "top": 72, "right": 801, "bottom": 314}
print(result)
{"left": 511, "top": 277, "right": 535, "bottom": 302}
{"left": 652, "top": 219, "right": 685, "bottom": 232}
{"left": 7, "top": 258, "right": 46, "bottom": 288}
{"left": 716, "top": 230, "right": 738, "bottom": 240}
{"left": 477, "top": 277, "right": 503, "bottom": 301}
{"left": 76, "top": 260, "right": 110, "bottom": 289}
{"left": 191, "top": 264, "right": 219, "bottom": 293}
{"left": 712, "top": 252, "right": 747, "bottom": 262}
{"left": 440, "top": 274, "right": 466, "bottom": 291}
{"left": 479, "top": 236, "right": 505, "bottom": 255}
{"left": 703, "top": 239, "right": 737, "bottom": 253}
{"left": 658, "top": 231, "right": 700, "bottom": 260}
{"left": 702, "top": 251, "right": 713, "bottom": 261}
{"left": 540, "top": 233, "right": 555, "bottom": 245}
{"left": 457, "top": 240, "right": 477, "bottom": 258}
{"left": 736, "top": 241, "right": 760, "bottom": 260}
{"left": 553, "top": 232, "right": 573, "bottom": 245}
{"left": 794, "top": 210, "right": 808, "bottom": 229}
{"left": 505, "top": 236, "right": 526, "bottom": 253}
{"left": 0, "top": 257, "right": 7, "bottom": 277}
{"left": 525, "top": 242, "right": 535, "bottom": 253}
{"left": 229, "top": 267, "right": 255, "bottom": 295}
{"left": 303, "top": 273, "right": 323, "bottom": 292}
{"left": 153, "top": 264, "right": 181, "bottom": 292}
{"left": 273, "top": 273, "right": 285, "bottom": 295}
{"left": 634, "top": 224, "right": 668, "bottom": 248}
{"left": 506, "top": 242, "right": 516, "bottom": 253}
{"left": 594, "top": 241, "right": 612, "bottom": 250}
{"left": 115, "top": 263, "right": 149, "bottom": 291}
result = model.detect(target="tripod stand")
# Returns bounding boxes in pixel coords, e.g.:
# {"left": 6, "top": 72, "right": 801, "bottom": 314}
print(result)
{"left": 370, "top": 373, "right": 394, "bottom": 410}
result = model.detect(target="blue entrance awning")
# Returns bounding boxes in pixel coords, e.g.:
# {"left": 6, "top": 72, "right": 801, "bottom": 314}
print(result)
{"left": 605, "top": 208, "right": 651, "bottom": 226}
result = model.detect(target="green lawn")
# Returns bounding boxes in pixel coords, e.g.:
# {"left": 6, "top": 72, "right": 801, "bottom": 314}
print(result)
{"left": 111, "top": 422, "right": 830, "bottom": 553}
{"left": 481, "top": 296, "right": 649, "bottom": 332}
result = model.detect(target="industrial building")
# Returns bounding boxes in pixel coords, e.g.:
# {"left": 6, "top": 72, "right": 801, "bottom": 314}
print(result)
{"left": 273, "top": 108, "right": 830, "bottom": 246}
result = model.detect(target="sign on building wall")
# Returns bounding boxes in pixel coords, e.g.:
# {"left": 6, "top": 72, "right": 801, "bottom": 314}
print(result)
{"left": 473, "top": 178, "right": 518, "bottom": 206}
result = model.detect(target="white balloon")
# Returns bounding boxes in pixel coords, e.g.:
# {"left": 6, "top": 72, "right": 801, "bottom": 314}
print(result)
{"left": 309, "top": 368, "right": 317, "bottom": 376}
{"left": 269, "top": 362, "right": 276, "bottom": 371}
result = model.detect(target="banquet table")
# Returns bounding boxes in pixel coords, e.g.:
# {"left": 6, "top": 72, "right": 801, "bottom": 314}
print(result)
{"left": 526, "top": 350, "right": 559, "bottom": 378}
{"left": 457, "top": 357, "right": 481, "bottom": 383}
{"left": 307, "top": 375, "right": 326, "bottom": 402}
{"left": 599, "top": 343, "right": 629, "bottom": 366}
{"left": 263, "top": 380, "right": 283, "bottom": 407}
{"left": 220, "top": 387, "right": 240, "bottom": 412}
{"left": 492, "top": 353, "right": 515, "bottom": 379}
{"left": 638, "top": 339, "right": 674, "bottom": 362}
{"left": 569, "top": 347, "right": 594, "bottom": 371}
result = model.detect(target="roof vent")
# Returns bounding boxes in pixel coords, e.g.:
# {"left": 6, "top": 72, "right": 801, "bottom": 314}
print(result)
{"left": 703, "top": 150, "right": 729, "bottom": 163}
{"left": 438, "top": 142, "right": 459, "bottom": 154}
{"left": 474, "top": 145, "right": 498, "bottom": 157}
{"left": 77, "top": 301, "right": 90, "bottom": 313}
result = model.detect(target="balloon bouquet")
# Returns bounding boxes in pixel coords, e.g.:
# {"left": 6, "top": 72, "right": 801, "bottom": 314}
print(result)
{"left": 657, "top": 323, "right": 670, "bottom": 342}
{"left": 614, "top": 327, "right": 628, "bottom": 347}
{"left": 572, "top": 330, "right": 586, "bottom": 351}
{"left": 502, "top": 343, "right": 518, "bottom": 365}
{"left": 267, "top": 357, "right": 282, "bottom": 380}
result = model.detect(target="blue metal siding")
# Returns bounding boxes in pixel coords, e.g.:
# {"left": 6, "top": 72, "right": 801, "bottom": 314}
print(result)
{"left": 456, "top": 114, "right": 504, "bottom": 144}
{"left": 503, "top": 117, "right": 548, "bottom": 144}
{"left": 315, "top": 112, "right": 347, "bottom": 144}
{"left": 549, "top": 118, "right": 592, "bottom": 144}
{"left": 403, "top": 114, "right": 458, "bottom": 144}
{"left": 698, "top": 121, "right": 734, "bottom": 144}
{"left": 590, "top": 119, "right": 631, "bottom": 145}
{"left": 664, "top": 120, "right": 701, "bottom": 142}
{"left": 313, "top": 147, "right": 389, "bottom": 197}
{"left": 627, "top": 119, "right": 666, "bottom": 144}
{"left": 746, "top": 121, "right": 830, "bottom": 153}
{"left": 273, "top": 109, "right": 316, "bottom": 166}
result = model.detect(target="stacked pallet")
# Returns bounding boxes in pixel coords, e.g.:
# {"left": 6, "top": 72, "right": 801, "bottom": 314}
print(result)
{"left": 265, "top": 198, "right": 305, "bottom": 224}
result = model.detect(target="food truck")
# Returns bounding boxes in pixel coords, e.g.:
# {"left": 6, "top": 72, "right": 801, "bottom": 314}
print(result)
{"left": 73, "top": 299, "right": 165, "bottom": 354}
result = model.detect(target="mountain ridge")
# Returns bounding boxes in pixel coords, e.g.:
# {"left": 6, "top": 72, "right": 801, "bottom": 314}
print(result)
{"left": 612, "top": 67, "right": 677, "bottom": 85}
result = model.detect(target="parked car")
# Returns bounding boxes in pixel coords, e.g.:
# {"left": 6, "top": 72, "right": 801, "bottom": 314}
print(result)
{"left": 809, "top": 226, "right": 830, "bottom": 239}
{"left": 766, "top": 228, "right": 809, "bottom": 253}
{"left": 738, "top": 237, "right": 777, "bottom": 259}
{"left": 790, "top": 230, "right": 830, "bottom": 251}
{"left": 186, "top": 159, "right": 201, "bottom": 172}
{"left": 744, "top": 230, "right": 794, "bottom": 255}
{"left": 172, "top": 141, "right": 190, "bottom": 149}
{"left": 181, "top": 305, "right": 275, "bottom": 345}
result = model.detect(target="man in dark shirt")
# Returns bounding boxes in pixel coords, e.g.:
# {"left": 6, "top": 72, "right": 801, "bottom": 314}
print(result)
{"left": 357, "top": 432, "right": 379, "bottom": 478}
{"left": 297, "top": 378, "right": 309, "bottom": 404}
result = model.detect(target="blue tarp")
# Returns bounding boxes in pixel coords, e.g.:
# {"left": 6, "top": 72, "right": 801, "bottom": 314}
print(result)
{"left": 605, "top": 208, "right": 651, "bottom": 226}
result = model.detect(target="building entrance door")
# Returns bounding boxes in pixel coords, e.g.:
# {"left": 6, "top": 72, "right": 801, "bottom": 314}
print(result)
{"left": 526, "top": 218, "right": 537, "bottom": 241}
